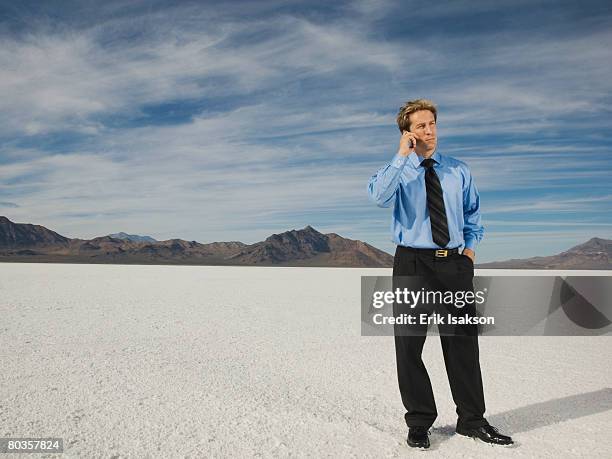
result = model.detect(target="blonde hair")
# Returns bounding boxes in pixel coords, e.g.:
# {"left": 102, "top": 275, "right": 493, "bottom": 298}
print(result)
{"left": 396, "top": 99, "right": 437, "bottom": 132}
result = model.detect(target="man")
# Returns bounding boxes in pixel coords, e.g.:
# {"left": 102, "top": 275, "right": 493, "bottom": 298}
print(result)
{"left": 367, "top": 99, "right": 513, "bottom": 449}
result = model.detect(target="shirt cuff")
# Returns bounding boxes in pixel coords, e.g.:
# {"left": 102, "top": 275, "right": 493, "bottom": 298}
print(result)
{"left": 463, "top": 236, "right": 478, "bottom": 251}
{"left": 391, "top": 152, "right": 409, "bottom": 169}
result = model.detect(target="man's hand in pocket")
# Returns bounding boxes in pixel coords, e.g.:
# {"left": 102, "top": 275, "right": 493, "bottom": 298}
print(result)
{"left": 462, "top": 248, "right": 475, "bottom": 263}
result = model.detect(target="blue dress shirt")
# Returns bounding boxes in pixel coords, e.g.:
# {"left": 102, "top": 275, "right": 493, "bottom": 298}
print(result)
{"left": 367, "top": 150, "right": 484, "bottom": 251}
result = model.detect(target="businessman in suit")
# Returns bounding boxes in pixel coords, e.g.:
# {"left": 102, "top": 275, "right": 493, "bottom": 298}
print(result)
{"left": 367, "top": 99, "right": 513, "bottom": 449}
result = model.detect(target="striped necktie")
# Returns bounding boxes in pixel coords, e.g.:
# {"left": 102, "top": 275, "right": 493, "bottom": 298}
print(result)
{"left": 421, "top": 158, "right": 450, "bottom": 248}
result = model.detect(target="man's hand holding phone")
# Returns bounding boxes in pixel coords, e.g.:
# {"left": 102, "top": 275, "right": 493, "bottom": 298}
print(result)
{"left": 398, "top": 131, "right": 420, "bottom": 157}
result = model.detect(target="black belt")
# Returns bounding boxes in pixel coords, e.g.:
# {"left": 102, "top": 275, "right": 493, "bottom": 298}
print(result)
{"left": 396, "top": 245, "right": 460, "bottom": 258}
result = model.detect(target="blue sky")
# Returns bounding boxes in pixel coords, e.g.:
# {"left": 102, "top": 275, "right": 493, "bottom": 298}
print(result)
{"left": 0, "top": 0, "right": 611, "bottom": 262}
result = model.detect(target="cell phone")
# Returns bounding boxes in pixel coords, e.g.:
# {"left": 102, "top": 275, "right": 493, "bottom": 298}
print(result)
{"left": 404, "top": 131, "right": 415, "bottom": 148}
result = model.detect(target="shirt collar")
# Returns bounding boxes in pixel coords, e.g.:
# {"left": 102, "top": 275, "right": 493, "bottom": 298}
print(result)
{"left": 409, "top": 149, "right": 442, "bottom": 169}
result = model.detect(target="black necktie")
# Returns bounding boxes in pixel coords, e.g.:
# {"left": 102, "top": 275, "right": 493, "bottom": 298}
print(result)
{"left": 421, "top": 158, "right": 450, "bottom": 248}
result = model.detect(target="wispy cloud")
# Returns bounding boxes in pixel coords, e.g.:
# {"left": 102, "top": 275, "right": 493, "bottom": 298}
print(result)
{"left": 485, "top": 219, "right": 612, "bottom": 228}
{"left": 0, "top": 0, "right": 610, "bottom": 261}
{"left": 483, "top": 195, "right": 612, "bottom": 214}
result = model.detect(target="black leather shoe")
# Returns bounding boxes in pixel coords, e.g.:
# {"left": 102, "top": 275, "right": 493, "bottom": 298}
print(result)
{"left": 407, "top": 426, "right": 430, "bottom": 449}
{"left": 456, "top": 424, "right": 513, "bottom": 445}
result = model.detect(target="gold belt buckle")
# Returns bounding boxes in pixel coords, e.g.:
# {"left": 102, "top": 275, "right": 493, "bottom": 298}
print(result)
{"left": 435, "top": 249, "right": 448, "bottom": 257}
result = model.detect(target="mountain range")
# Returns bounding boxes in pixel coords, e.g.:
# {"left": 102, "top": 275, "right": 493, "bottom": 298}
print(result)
{"left": 0, "top": 216, "right": 610, "bottom": 269}
{"left": 476, "top": 237, "right": 611, "bottom": 270}
{"left": 0, "top": 216, "right": 391, "bottom": 267}
{"left": 108, "top": 232, "right": 157, "bottom": 243}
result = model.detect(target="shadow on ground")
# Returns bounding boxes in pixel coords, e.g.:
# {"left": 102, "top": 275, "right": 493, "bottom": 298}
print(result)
{"left": 431, "top": 388, "right": 612, "bottom": 445}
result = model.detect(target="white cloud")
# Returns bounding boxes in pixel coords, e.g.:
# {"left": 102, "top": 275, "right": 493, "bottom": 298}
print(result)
{"left": 0, "top": 0, "right": 610, "bottom": 257}
{"left": 483, "top": 195, "right": 612, "bottom": 215}
{"left": 485, "top": 219, "right": 612, "bottom": 228}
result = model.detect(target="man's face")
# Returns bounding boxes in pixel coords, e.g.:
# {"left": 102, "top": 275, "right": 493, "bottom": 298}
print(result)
{"left": 408, "top": 110, "right": 437, "bottom": 151}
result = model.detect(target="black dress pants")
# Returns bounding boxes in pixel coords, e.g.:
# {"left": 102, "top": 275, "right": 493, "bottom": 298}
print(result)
{"left": 392, "top": 245, "right": 488, "bottom": 430}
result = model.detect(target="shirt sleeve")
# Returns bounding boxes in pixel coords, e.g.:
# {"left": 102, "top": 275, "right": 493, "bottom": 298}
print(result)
{"left": 367, "top": 152, "right": 408, "bottom": 208}
{"left": 462, "top": 166, "right": 484, "bottom": 250}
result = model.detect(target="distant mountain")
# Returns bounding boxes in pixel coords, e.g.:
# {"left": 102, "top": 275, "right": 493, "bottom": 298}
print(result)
{"left": 0, "top": 215, "right": 70, "bottom": 250}
{"left": 477, "top": 237, "right": 612, "bottom": 269}
{"left": 108, "top": 232, "right": 157, "bottom": 243}
{"left": 3, "top": 216, "right": 608, "bottom": 269}
{"left": 0, "top": 216, "right": 392, "bottom": 267}
{"left": 225, "top": 225, "right": 392, "bottom": 267}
